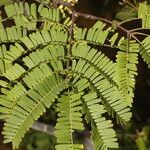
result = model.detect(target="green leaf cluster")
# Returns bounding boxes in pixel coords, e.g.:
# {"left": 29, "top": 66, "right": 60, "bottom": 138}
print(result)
{"left": 0, "top": 1, "right": 149, "bottom": 150}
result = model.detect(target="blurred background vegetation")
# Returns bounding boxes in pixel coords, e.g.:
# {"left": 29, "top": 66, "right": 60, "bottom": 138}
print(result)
{"left": 0, "top": 0, "right": 150, "bottom": 150}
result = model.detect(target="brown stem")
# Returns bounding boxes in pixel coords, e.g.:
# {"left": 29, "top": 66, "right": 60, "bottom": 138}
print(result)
{"left": 66, "top": 11, "right": 76, "bottom": 70}
{"left": 73, "top": 11, "right": 142, "bottom": 44}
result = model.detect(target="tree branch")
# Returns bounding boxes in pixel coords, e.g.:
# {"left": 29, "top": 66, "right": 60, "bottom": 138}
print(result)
{"left": 31, "top": 121, "right": 94, "bottom": 150}
{"left": 31, "top": 121, "right": 55, "bottom": 135}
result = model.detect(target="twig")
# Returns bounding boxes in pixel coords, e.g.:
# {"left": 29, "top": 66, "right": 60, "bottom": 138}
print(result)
{"left": 52, "top": 0, "right": 73, "bottom": 9}
{"left": 74, "top": 11, "right": 112, "bottom": 25}
{"left": 31, "top": 121, "right": 55, "bottom": 135}
{"left": 73, "top": 11, "right": 142, "bottom": 44}
{"left": 31, "top": 121, "right": 94, "bottom": 149}
{"left": 66, "top": 11, "right": 76, "bottom": 71}
{"left": 124, "top": 0, "right": 138, "bottom": 10}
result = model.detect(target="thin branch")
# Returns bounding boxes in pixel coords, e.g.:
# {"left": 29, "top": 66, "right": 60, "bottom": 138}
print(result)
{"left": 32, "top": 121, "right": 55, "bottom": 135}
{"left": 118, "top": 18, "right": 141, "bottom": 27}
{"left": 52, "top": 0, "right": 73, "bottom": 9}
{"left": 74, "top": 11, "right": 112, "bottom": 25}
{"left": 66, "top": 11, "right": 76, "bottom": 71}
{"left": 124, "top": 0, "right": 138, "bottom": 10}
{"left": 130, "top": 27, "right": 150, "bottom": 32}
{"left": 131, "top": 32, "right": 149, "bottom": 37}
{"left": 73, "top": 11, "right": 142, "bottom": 44}
{"left": 31, "top": 121, "right": 94, "bottom": 149}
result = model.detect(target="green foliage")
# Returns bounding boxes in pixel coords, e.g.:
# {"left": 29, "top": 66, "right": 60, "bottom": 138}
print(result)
{"left": 21, "top": 130, "right": 56, "bottom": 150}
{"left": 55, "top": 92, "right": 84, "bottom": 149}
{"left": 138, "top": 1, "right": 150, "bottom": 28}
{"left": 135, "top": 126, "right": 150, "bottom": 150}
{"left": 115, "top": 40, "right": 139, "bottom": 106}
{"left": 140, "top": 36, "right": 150, "bottom": 68}
{"left": 115, "top": 5, "right": 137, "bottom": 21}
{"left": 118, "top": 124, "right": 150, "bottom": 150}
{"left": 83, "top": 92, "right": 118, "bottom": 149}
{"left": 0, "top": 1, "right": 149, "bottom": 150}
{"left": 0, "top": 0, "right": 12, "bottom": 6}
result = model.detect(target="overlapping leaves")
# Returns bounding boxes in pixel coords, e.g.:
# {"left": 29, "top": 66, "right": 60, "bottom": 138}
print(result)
{"left": 0, "top": 1, "right": 149, "bottom": 150}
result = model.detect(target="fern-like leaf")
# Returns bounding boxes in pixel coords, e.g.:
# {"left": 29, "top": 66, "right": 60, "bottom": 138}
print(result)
{"left": 71, "top": 43, "right": 131, "bottom": 124}
{"left": 55, "top": 92, "right": 84, "bottom": 150}
{"left": 0, "top": 2, "right": 143, "bottom": 149}
{"left": 2, "top": 72, "right": 68, "bottom": 149}
{"left": 115, "top": 40, "right": 139, "bottom": 106}
{"left": 0, "top": 27, "right": 27, "bottom": 43}
{"left": 0, "top": 45, "right": 12, "bottom": 74}
{"left": 83, "top": 92, "right": 118, "bottom": 150}
{"left": 138, "top": 1, "right": 150, "bottom": 28}
{"left": 72, "top": 43, "right": 116, "bottom": 82}
{"left": 0, "top": 0, "right": 12, "bottom": 6}
{"left": 140, "top": 36, "right": 150, "bottom": 68}
{"left": 74, "top": 21, "right": 111, "bottom": 45}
